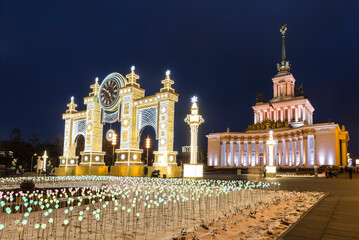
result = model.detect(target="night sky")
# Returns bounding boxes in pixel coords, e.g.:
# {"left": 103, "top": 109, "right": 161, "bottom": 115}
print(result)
{"left": 1, "top": 1, "right": 358, "bottom": 158}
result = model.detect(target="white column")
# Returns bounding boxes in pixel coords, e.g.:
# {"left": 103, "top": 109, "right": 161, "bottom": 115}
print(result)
{"left": 295, "top": 107, "right": 298, "bottom": 122}
{"left": 226, "top": 141, "right": 230, "bottom": 166}
{"left": 263, "top": 140, "right": 267, "bottom": 165}
{"left": 236, "top": 141, "right": 240, "bottom": 166}
{"left": 285, "top": 139, "right": 290, "bottom": 166}
{"left": 190, "top": 125, "right": 199, "bottom": 164}
{"left": 295, "top": 138, "right": 299, "bottom": 166}
{"left": 267, "top": 131, "right": 275, "bottom": 166}
{"left": 240, "top": 141, "right": 244, "bottom": 166}
{"left": 221, "top": 141, "right": 226, "bottom": 166}
{"left": 255, "top": 141, "right": 259, "bottom": 166}
{"left": 303, "top": 136, "right": 308, "bottom": 166}
{"left": 229, "top": 141, "right": 234, "bottom": 166}
{"left": 251, "top": 141, "right": 255, "bottom": 166}
{"left": 311, "top": 112, "right": 313, "bottom": 124}
{"left": 278, "top": 139, "right": 282, "bottom": 166}
{"left": 243, "top": 141, "right": 248, "bottom": 166}
{"left": 291, "top": 139, "right": 295, "bottom": 166}
{"left": 281, "top": 139, "right": 286, "bottom": 166}
{"left": 299, "top": 137, "right": 303, "bottom": 166}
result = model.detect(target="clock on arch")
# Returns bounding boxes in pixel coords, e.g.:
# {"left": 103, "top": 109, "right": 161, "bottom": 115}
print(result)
{"left": 99, "top": 73, "right": 127, "bottom": 111}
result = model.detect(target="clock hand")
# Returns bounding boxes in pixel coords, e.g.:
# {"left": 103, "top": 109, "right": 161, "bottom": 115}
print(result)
{"left": 103, "top": 89, "right": 112, "bottom": 98}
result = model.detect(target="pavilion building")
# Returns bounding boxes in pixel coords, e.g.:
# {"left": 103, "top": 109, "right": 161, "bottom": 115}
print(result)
{"left": 207, "top": 29, "right": 349, "bottom": 168}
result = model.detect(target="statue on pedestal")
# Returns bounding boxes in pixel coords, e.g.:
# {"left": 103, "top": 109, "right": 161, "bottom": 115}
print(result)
{"left": 36, "top": 156, "right": 43, "bottom": 174}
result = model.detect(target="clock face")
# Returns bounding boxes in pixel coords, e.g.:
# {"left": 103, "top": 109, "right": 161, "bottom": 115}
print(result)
{"left": 99, "top": 73, "right": 127, "bottom": 111}
{"left": 99, "top": 79, "right": 119, "bottom": 109}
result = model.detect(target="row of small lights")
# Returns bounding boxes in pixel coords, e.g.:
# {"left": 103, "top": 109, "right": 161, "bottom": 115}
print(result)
{"left": 62, "top": 151, "right": 174, "bottom": 164}
{"left": 66, "top": 112, "right": 86, "bottom": 118}
{"left": 135, "top": 93, "right": 169, "bottom": 106}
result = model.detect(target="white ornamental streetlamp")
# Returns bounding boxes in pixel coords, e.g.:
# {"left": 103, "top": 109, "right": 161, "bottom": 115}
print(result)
{"left": 42, "top": 151, "right": 48, "bottom": 174}
{"left": 184, "top": 96, "right": 204, "bottom": 178}
{"left": 266, "top": 130, "right": 277, "bottom": 177}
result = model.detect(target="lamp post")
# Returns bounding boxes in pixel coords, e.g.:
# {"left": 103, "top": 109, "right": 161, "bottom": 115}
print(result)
{"left": 31, "top": 153, "right": 37, "bottom": 172}
{"left": 266, "top": 130, "right": 277, "bottom": 177}
{"left": 184, "top": 96, "right": 204, "bottom": 178}
{"left": 145, "top": 136, "right": 151, "bottom": 166}
{"left": 111, "top": 132, "right": 117, "bottom": 165}
{"left": 42, "top": 151, "right": 48, "bottom": 174}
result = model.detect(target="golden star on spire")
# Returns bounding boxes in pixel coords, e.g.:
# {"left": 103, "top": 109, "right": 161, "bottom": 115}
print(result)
{"left": 280, "top": 24, "right": 287, "bottom": 37}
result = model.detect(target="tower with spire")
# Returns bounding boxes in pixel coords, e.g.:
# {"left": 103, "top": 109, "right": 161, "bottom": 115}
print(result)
{"left": 206, "top": 25, "right": 350, "bottom": 171}
{"left": 252, "top": 25, "right": 315, "bottom": 128}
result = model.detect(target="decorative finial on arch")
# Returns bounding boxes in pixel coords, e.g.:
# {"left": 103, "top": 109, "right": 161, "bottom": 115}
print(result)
{"left": 161, "top": 69, "right": 175, "bottom": 93}
{"left": 126, "top": 65, "right": 140, "bottom": 87}
{"left": 191, "top": 96, "right": 198, "bottom": 103}
{"left": 66, "top": 96, "right": 78, "bottom": 113}
{"left": 95, "top": 77, "right": 98, "bottom": 83}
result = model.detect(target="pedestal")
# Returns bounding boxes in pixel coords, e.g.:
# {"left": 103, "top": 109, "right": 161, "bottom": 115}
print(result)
{"left": 59, "top": 156, "right": 79, "bottom": 167}
{"left": 183, "top": 164, "right": 203, "bottom": 178}
{"left": 80, "top": 151, "right": 106, "bottom": 166}
{"left": 147, "top": 166, "right": 182, "bottom": 178}
{"left": 265, "top": 166, "right": 277, "bottom": 177}
{"left": 115, "top": 149, "right": 144, "bottom": 165}
{"left": 55, "top": 167, "right": 76, "bottom": 176}
{"left": 75, "top": 166, "right": 108, "bottom": 176}
{"left": 110, "top": 165, "right": 145, "bottom": 177}
{"left": 153, "top": 151, "right": 178, "bottom": 166}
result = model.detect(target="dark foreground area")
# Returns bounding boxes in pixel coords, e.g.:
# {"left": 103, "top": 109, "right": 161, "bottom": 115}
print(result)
{"left": 204, "top": 169, "right": 359, "bottom": 240}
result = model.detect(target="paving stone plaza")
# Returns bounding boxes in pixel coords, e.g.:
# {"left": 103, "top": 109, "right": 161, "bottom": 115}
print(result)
{"left": 204, "top": 170, "right": 359, "bottom": 240}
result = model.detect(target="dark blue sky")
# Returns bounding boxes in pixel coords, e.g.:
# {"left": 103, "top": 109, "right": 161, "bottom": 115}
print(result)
{"left": 1, "top": 1, "right": 358, "bottom": 157}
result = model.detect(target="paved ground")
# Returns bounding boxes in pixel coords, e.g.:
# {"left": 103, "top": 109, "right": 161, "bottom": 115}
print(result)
{"left": 204, "top": 169, "right": 359, "bottom": 240}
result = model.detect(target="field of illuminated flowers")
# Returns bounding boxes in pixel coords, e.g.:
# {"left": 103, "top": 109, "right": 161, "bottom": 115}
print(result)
{"left": 0, "top": 176, "right": 324, "bottom": 239}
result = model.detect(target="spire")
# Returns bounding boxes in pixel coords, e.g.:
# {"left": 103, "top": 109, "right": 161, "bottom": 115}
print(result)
{"left": 190, "top": 96, "right": 198, "bottom": 114}
{"left": 281, "top": 27, "right": 286, "bottom": 62}
{"left": 276, "top": 24, "right": 291, "bottom": 76}
{"left": 66, "top": 96, "right": 78, "bottom": 113}
{"left": 90, "top": 77, "right": 100, "bottom": 96}
{"left": 160, "top": 69, "right": 175, "bottom": 93}
{"left": 126, "top": 65, "right": 140, "bottom": 87}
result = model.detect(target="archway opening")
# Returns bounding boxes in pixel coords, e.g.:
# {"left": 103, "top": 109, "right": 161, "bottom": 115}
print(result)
{"left": 75, "top": 134, "right": 85, "bottom": 165}
{"left": 139, "top": 126, "right": 157, "bottom": 166}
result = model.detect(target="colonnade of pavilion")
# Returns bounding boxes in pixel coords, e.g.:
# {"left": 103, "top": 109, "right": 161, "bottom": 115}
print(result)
{"left": 253, "top": 105, "right": 313, "bottom": 125}
{"left": 217, "top": 134, "right": 316, "bottom": 167}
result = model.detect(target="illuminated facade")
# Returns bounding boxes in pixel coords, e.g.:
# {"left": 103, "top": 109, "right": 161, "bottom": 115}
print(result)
{"left": 207, "top": 26, "right": 350, "bottom": 168}
{"left": 59, "top": 67, "right": 179, "bottom": 171}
